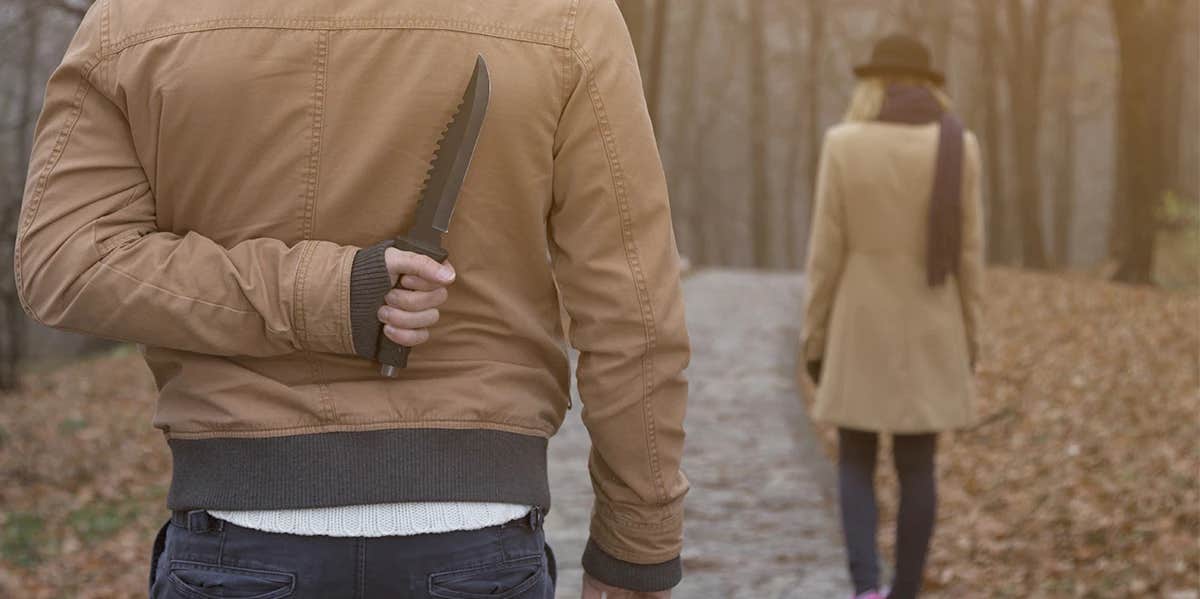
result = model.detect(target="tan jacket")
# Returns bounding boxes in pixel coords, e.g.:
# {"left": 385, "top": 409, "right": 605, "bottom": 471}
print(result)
{"left": 15, "top": 0, "right": 690, "bottom": 587}
{"left": 801, "top": 122, "right": 984, "bottom": 433}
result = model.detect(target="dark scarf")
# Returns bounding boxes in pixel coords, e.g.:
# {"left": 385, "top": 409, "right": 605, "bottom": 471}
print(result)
{"left": 877, "top": 84, "right": 963, "bottom": 287}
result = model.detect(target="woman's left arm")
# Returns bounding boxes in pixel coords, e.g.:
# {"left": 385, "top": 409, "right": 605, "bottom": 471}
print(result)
{"left": 801, "top": 131, "right": 847, "bottom": 376}
{"left": 958, "top": 133, "right": 985, "bottom": 369}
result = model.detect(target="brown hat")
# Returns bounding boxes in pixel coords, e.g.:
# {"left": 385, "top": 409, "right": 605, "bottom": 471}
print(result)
{"left": 853, "top": 34, "right": 944, "bottom": 85}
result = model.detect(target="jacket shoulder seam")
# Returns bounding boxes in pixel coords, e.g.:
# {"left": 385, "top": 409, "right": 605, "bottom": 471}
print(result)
{"left": 100, "top": 0, "right": 111, "bottom": 54}
{"left": 102, "top": 16, "right": 571, "bottom": 58}
{"left": 560, "top": 1, "right": 580, "bottom": 110}
{"left": 569, "top": 39, "right": 670, "bottom": 509}
{"left": 14, "top": 54, "right": 105, "bottom": 325}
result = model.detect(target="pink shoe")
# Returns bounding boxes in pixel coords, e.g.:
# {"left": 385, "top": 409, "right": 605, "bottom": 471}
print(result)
{"left": 852, "top": 592, "right": 884, "bottom": 599}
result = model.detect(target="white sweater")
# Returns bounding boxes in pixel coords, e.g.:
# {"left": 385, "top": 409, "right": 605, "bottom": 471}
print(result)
{"left": 210, "top": 502, "right": 532, "bottom": 537}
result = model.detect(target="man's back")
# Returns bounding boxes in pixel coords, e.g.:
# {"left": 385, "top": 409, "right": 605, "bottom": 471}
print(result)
{"left": 97, "top": 0, "right": 593, "bottom": 406}
{"left": 16, "top": 0, "right": 690, "bottom": 593}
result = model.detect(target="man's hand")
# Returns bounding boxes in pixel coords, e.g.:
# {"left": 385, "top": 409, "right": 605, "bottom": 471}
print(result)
{"left": 581, "top": 574, "right": 671, "bottom": 599}
{"left": 377, "top": 247, "right": 456, "bottom": 347}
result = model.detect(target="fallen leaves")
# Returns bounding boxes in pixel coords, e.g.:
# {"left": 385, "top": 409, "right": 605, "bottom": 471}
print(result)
{"left": 0, "top": 345, "right": 168, "bottom": 598}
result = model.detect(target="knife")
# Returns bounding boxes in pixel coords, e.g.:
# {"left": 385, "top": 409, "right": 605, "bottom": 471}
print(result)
{"left": 377, "top": 55, "right": 491, "bottom": 377}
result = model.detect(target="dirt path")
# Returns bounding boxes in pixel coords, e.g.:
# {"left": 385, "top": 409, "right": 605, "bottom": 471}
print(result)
{"left": 545, "top": 270, "right": 848, "bottom": 598}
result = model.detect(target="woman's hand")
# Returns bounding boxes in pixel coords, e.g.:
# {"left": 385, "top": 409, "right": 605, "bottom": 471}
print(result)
{"left": 377, "top": 247, "right": 456, "bottom": 347}
{"left": 581, "top": 573, "right": 671, "bottom": 599}
{"left": 806, "top": 359, "right": 823, "bottom": 385}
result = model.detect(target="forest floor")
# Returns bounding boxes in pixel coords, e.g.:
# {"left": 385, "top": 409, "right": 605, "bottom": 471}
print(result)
{"left": 0, "top": 268, "right": 1197, "bottom": 598}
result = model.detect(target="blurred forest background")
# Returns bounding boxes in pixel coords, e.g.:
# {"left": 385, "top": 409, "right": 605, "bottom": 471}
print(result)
{"left": 1, "top": 0, "right": 1198, "bottom": 388}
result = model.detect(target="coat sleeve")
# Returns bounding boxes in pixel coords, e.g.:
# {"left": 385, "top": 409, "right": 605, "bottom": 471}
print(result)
{"left": 801, "top": 131, "right": 847, "bottom": 362}
{"left": 958, "top": 132, "right": 986, "bottom": 366}
{"left": 548, "top": 0, "right": 690, "bottom": 592}
{"left": 14, "top": 2, "right": 359, "bottom": 358}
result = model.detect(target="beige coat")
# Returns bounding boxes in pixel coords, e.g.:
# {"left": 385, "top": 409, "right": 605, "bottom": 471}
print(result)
{"left": 801, "top": 122, "right": 984, "bottom": 433}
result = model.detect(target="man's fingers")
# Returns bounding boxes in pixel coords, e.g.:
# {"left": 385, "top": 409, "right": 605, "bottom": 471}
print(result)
{"left": 385, "top": 287, "right": 449, "bottom": 312}
{"left": 382, "top": 325, "right": 430, "bottom": 347}
{"left": 377, "top": 307, "right": 440, "bottom": 330}
{"left": 398, "top": 274, "right": 447, "bottom": 292}
{"left": 384, "top": 248, "right": 455, "bottom": 287}
{"left": 376, "top": 249, "right": 451, "bottom": 350}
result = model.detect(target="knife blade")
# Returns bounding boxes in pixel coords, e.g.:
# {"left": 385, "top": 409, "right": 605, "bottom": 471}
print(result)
{"left": 377, "top": 55, "right": 491, "bottom": 377}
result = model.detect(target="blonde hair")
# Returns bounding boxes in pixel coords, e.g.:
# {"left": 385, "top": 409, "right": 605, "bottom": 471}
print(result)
{"left": 843, "top": 76, "right": 953, "bottom": 122}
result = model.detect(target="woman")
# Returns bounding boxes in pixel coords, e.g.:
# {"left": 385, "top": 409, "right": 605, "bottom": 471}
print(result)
{"left": 800, "top": 34, "right": 984, "bottom": 599}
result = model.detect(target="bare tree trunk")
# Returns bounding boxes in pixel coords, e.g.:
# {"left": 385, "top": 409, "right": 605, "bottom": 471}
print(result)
{"left": 782, "top": 0, "right": 824, "bottom": 269}
{"left": 1004, "top": 0, "right": 1050, "bottom": 268}
{"left": 616, "top": 0, "right": 649, "bottom": 71}
{"left": 801, "top": 0, "right": 826, "bottom": 267}
{"left": 1, "top": 0, "right": 42, "bottom": 390}
{"left": 747, "top": 0, "right": 771, "bottom": 267}
{"left": 1179, "top": 2, "right": 1200, "bottom": 202}
{"left": 931, "top": 0, "right": 954, "bottom": 72}
{"left": 645, "top": 0, "right": 669, "bottom": 129}
{"left": 670, "top": 0, "right": 706, "bottom": 265}
{"left": 782, "top": 5, "right": 803, "bottom": 270}
{"left": 1052, "top": 3, "right": 1080, "bottom": 268}
{"left": 977, "top": 0, "right": 1009, "bottom": 264}
{"left": 1110, "top": 0, "right": 1182, "bottom": 283}
{"left": 1161, "top": 1, "right": 1197, "bottom": 200}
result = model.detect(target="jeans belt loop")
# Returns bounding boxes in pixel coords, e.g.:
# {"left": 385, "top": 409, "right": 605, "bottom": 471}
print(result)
{"left": 526, "top": 506, "right": 545, "bottom": 531}
{"left": 179, "top": 509, "right": 223, "bottom": 534}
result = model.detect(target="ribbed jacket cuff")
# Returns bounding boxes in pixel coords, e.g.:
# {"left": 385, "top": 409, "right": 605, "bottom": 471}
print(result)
{"left": 349, "top": 240, "right": 394, "bottom": 359}
{"left": 581, "top": 539, "right": 682, "bottom": 592}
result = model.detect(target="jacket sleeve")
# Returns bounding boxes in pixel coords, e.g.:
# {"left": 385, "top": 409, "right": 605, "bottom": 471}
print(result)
{"left": 14, "top": 3, "right": 360, "bottom": 358}
{"left": 548, "top": 0, "right": 690, "bottom": 591}
{"left": 801, "top": 131, "right": 847, "bottom": 362}
{"left": 958, "top": 132, "right": 985, "bottom": 366}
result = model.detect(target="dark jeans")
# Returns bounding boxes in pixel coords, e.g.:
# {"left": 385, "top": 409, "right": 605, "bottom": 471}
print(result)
{"left": 149, "top": 510, "right": 556, "bottom": 599}
{"left": 838, "top": 428, "right": 937, "bottom": 599}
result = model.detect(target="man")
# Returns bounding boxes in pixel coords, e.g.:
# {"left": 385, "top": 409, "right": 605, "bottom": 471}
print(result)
{"left": 15, "top": 0, "right": 690, "bottom": 597}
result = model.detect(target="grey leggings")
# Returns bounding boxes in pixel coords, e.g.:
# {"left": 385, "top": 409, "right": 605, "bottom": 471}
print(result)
{"left": 837, "top": 428, "right": 937, "bottom": 599}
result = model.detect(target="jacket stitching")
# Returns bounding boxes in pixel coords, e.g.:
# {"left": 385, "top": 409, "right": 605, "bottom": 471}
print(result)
{"left": 292, "top": 240, "right": 316, "bottom": 344}
{"left": 103, "top": 17, "right": 569, "bottom": 58}
{"left": 560, "top": 1, "right": 579, "bottom": 105}
{"left": 338, "top": 250, "right": 352, "bottom": 355}
{"left": 90, "top": 183, "right": 145, "bottom": 255}
{"left": 100, "top": 0, "right": 110, "bottom": 54}
{"left": 594, "top": 500, "right": 683, "bottom": 530}
{"left": 165, "top": 419, "right": 554, "bottom": 440}
{"left": 571, "top": 41, "right": 668, "bottom": 508}
{"left": 14, "top": 55, "right": 103, "bottom": 325}
{"left": 298, "top": 30, "right": 336, "bottom": 421}
{"left": 593, "top": 537, "right": 679, "bottom": 564}
{"left": 97, "top": 262, "right": 259, "bottom": 315}
{"left": 300, "top": 31, "right": 328, "bottom": 241}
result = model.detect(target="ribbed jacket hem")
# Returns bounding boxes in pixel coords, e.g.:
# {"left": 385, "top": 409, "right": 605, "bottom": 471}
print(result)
{"left": 349, "top": 240, "right": 394, "bottom": 359}
{"left": 581, "top": 539, "right": 682, "bottom": 592}
{"left": 166, "top": 428, "right": 550, "bottom": 511}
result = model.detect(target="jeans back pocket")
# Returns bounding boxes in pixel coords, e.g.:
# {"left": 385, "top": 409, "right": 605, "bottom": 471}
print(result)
{"left": 167, "top": 560, "right": 295, "bottom": 599}
{"left": 428, "top": 554, "right": 546, "bottom": 599}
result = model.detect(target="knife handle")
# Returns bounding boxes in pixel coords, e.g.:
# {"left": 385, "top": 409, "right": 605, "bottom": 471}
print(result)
{"left": 376, "top": 236, "right": 450, "bottom": 378}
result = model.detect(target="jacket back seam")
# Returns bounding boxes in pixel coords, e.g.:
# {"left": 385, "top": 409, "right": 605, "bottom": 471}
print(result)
{"left": 570, "top": 41, "right": 668, "bottom": 509}
{"left": 296, "top": 30, "right": 336, "bottom": 421}
{"left": 102, "top": 17, "right": 570, "bottom": 58}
